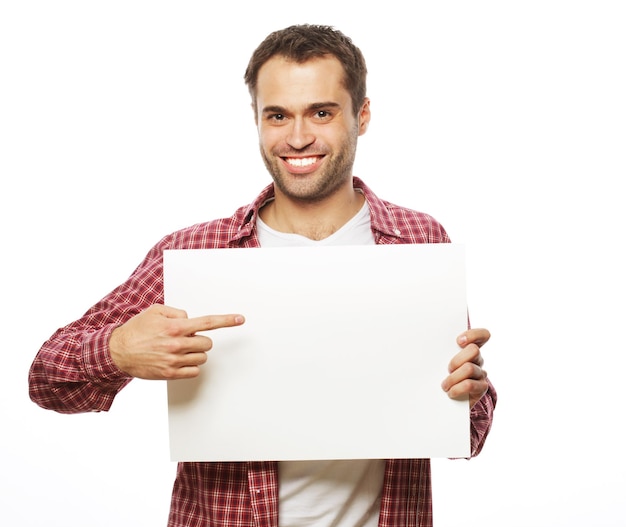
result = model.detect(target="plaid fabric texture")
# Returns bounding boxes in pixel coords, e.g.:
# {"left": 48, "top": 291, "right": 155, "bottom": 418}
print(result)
{"left": 29, "top": 177, "right": 496, "bottom": 527}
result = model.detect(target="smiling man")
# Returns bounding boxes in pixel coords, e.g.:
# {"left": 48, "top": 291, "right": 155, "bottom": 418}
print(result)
{"left": 255, "top": 54, "right": 368, "bottom": 238}
{"left": 29, "top": 24, "right": 496, "bottom": 527}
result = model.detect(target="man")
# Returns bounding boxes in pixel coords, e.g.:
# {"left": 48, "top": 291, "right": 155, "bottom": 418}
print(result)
{"left": 29, "top": 24, "right": 496, "bottom": 527}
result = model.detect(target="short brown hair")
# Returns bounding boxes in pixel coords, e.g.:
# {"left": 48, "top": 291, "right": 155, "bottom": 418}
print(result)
{"left": 244, "top": 24, "right": 367, "bottom": 117}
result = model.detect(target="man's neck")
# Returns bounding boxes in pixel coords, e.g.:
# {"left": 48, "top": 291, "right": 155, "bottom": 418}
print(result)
{"left": 259, "top": 186, "right": 365, "bottom": 241}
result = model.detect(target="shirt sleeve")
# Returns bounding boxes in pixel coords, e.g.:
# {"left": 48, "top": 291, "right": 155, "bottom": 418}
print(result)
{"left": 469, "top": 379, "right": 497, "bottom": 457}
{"left": 28, "top": 241, "right": 166, "bottom": 414}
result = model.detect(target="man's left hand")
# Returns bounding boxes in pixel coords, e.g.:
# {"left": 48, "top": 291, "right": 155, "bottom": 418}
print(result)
{"left": 441, "top": 328, "right": 491, "bottom": 408}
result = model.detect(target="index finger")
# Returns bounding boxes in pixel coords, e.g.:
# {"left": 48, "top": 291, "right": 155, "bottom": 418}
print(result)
{"left": 188, "top": 314, "right": 246, "bottom": 333}
{"left": 457, "top": 327, "right": 491, "bottom": 348}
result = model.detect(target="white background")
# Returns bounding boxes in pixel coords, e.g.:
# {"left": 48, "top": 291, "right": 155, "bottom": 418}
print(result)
{"left": 1, "top": 1, "right": 624, "bottom": 526}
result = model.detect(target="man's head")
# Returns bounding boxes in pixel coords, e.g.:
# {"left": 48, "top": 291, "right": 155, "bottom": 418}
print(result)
{"left": 244, "top": 24, "right": 367, "bottom": 118}
{"left": 246, "top": 25, "right": 371, "bottom": 205}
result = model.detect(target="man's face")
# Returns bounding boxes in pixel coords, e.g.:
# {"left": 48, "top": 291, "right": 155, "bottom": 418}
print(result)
{"left": 254, "top": 55, "right": 370, "bottom": 203}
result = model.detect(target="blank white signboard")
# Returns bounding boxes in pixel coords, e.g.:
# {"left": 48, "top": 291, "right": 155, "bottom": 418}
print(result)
{"left": 164, "top": 244, "right": 469, "bottom": 461}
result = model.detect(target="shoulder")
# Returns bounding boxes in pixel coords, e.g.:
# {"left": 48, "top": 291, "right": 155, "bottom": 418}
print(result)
{"left": 382, "top": 200, "right": 450, "bottom": 244}
{"left": 354, "top": 178, "right": 450, "bottom": 244}
{"left": 159, "top": 205, "right": 252, "bottom": 250}
{"left": 152, "top": 184, "right": 274, "bottom": 251}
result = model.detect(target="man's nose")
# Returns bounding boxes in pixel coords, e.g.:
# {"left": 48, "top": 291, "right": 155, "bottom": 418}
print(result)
{"left": 286, "top": 118, "right": 315, "bottom": 150}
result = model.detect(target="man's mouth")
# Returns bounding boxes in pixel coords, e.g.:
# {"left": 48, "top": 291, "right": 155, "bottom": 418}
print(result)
{"left": 283, "top": 156, "right": 321, "bottom": 167}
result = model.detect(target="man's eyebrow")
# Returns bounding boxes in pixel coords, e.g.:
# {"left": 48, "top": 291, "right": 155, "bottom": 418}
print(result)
{"left": 261, "top": 105, "right": 287, "bottom": 114}
{"left": 261, "top": 102, "right": 341, "bottom": 114}
{"left": 308, "top": 101, "right": 341, "bottom": 111}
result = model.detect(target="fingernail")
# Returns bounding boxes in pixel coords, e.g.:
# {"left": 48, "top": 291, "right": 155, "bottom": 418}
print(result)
{"left": 235, "top": 316, "right": 245, "bottom": 324}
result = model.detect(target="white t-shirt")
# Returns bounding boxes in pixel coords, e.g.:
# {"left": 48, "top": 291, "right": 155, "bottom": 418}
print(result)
{"left": 257, "top": 199, "right": 384, "bottom": 527}
{"left": 256, "top": 198, "right": 376, "bottom": 248}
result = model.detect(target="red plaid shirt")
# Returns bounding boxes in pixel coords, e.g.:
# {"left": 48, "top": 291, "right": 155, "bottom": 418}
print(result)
{"left": 29, "top": 177, "right": 496, "bottom": 527}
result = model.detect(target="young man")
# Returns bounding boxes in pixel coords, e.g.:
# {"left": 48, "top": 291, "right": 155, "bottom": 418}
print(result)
{"left": 29, "top": 24, "right": 496, "bottom": 527}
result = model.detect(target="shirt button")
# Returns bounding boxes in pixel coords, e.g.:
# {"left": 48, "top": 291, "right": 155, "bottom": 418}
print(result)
{"left": 394, "top": 229, "right": 401, "bottom": 236}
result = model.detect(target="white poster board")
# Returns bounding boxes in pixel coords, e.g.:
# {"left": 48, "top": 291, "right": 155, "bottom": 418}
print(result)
{"left": 164, "top": 244, "right": 469, "bottom": 461}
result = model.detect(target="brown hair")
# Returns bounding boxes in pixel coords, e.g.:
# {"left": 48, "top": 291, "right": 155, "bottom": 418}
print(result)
{"left": 244, "top": 24, "right": 367, "bottom": 117}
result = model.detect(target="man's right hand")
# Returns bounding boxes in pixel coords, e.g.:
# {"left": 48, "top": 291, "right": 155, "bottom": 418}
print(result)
{"left": 109, "top": 304, "right": 245, "bottom": 380}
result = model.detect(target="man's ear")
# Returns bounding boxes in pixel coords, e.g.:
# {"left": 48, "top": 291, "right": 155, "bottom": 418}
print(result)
{"left": 358, "top": 97, "right": 371, "bottom": 136}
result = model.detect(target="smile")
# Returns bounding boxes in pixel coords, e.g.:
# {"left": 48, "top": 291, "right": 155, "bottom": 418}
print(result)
{"left": 284, "top": 156, "right": 321, "bottom": 167}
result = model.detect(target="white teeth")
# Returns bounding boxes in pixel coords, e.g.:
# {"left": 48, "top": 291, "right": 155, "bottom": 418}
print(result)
{"left": 286, "top": 157, "right": 318, "bottom": 167}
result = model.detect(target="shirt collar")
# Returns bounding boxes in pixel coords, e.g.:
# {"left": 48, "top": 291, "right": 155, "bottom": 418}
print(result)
{"left": 230, "top": 177, "right": 403, "bottom": 244}
{"left": 230, "top": 183, "right": 276, "bottom": 243}
{"left": 353, "top": 177, "right": 404, "bottom": 240}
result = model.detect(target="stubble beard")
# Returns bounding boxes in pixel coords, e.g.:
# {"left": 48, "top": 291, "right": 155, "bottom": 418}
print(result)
{"left": 260, "top": 128, "right": 358, "bottom": 204}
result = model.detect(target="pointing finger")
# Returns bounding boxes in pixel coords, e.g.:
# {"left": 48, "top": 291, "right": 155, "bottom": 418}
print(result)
{"left": 188, "top": 314, "right": 246, "bottom": 334}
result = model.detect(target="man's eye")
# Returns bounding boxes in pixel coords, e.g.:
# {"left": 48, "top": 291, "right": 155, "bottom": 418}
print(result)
{"left": 270, "top": 114, "right": 285, "bottom": 121}
{"left": 316, "top": 111, "right": 330, "bottom": 119}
